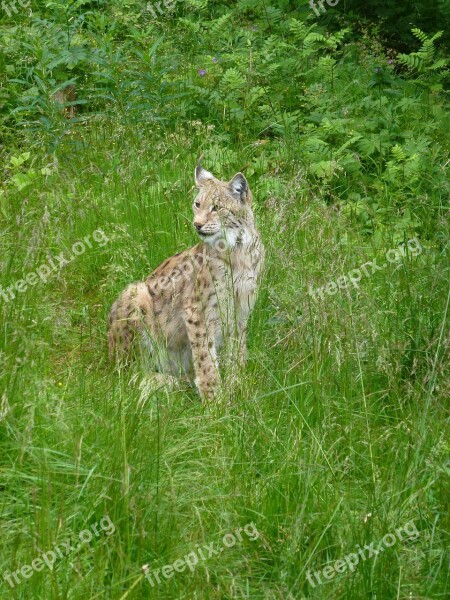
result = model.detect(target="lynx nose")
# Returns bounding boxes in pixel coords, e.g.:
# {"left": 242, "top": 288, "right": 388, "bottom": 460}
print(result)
{"left": 194, "top": 222, "right": 203, "bottom": 231}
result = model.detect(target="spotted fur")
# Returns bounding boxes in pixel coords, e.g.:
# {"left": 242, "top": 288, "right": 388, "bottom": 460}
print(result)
{"left": 108, "top": 161, "right": 264, "bottom": 400}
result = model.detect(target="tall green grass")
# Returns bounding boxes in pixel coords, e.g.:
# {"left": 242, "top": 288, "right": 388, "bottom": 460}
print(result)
{"left": 0, "top": 119, "right": 448, "bottom": 599}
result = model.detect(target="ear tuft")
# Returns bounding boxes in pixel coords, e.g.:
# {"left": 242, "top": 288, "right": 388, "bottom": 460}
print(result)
{"left": 229, "top": 173, "right": 249, "bottom": 201}
{"left": 195, "top": 156, "right": 216, "bottom": 187}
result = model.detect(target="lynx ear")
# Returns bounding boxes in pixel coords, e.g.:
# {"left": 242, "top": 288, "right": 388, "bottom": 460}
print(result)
{"left": 195, "top": 157, "right": 216, "bottom": 187}
{"left": 229, "top": 173, "right": 250, "bottom": 202}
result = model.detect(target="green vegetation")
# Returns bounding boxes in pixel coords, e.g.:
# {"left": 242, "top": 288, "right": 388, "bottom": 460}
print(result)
{"left": 1, "top": 1, "right": 448, "bottom": 598}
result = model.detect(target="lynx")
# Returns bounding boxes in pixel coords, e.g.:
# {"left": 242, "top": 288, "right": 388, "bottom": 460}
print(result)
{"left": 108, "top": 160, "right": 264, "bottom": 400}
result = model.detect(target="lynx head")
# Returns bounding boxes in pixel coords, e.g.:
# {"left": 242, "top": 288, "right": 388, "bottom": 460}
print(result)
{"left": 193, "top": 159, "right": 254, "bottom": 249}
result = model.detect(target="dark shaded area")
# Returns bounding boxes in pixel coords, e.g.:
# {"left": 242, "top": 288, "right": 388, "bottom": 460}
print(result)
{"left": 334, "top": 0, "right": 450, "bottom": 51}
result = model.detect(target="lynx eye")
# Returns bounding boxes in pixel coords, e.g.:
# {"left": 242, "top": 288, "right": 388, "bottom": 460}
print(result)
{"left": 194, "top": 201, "right": 200, "bottom": 209}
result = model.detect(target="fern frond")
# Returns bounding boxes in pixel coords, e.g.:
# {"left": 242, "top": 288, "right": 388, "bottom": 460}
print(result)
{"left": 397, "top": 53, "right": 424, "bottom": 72}
{"left": 391, "top": 144, "right": 406, "bottom": 163}
{"left": 209, "top": 13, "right": 232, "bottom": 38}
{"left": 219, "top": 68, "right": 246, "bottom": 92}
{"left": 411, "top": 28, "right": 429, "bottom": 44}
{"left": 289, "top": 18, "right": 314, "bottom": 42}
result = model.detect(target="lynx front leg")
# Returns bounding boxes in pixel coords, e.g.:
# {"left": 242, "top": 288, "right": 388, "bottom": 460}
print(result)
{"left": 222, "top": 320, "right": 247, "bottom": 394}
{"left": 184, "top": 311, "right": 220, "bottom": 401}
{"left": 226, "top": 320, "right": 248, "bottom": 370}
{"left": 237, "top": 320, "right": 248, "bottom": 367}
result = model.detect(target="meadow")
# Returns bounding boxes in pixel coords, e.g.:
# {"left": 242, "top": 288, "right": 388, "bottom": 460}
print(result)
{"left": 0, "top": 1, "right": 449, "bottom": 598}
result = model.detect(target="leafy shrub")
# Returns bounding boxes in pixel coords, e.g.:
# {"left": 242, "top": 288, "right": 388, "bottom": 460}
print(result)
{"left": 0, "top": 0, "right": 448, "bottom": 241}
